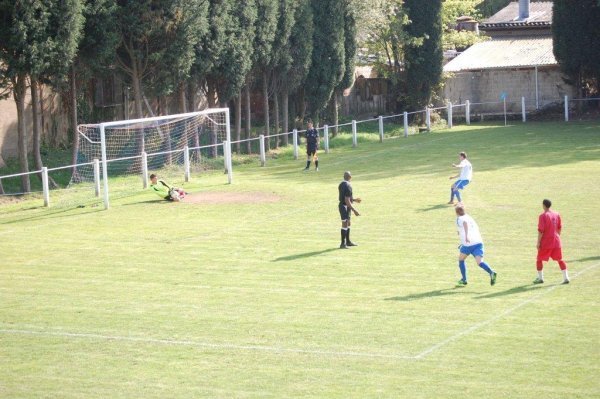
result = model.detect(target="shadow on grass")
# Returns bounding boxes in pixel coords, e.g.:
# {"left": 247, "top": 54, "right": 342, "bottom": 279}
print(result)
{"left": 417, "top": 203, "right": 451, "bottom": 212}
{"left": 572, "top": 256, "right": 600, "bottom": 263}
{"left": 474, "top": 284, "right": 544, "bottom": 299}
{"left": 273, "top": 248, "right": 339, "bottom": 261}
{"left": 0, "top": 206, "right": 102, "bottom": 225}
{"left": 385, "top": 287, "right": 475, "bottom": 302}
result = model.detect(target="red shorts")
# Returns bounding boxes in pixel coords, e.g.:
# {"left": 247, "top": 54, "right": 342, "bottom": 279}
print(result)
{"left": 537, "top": 247, "right": 563, "bottom": 262}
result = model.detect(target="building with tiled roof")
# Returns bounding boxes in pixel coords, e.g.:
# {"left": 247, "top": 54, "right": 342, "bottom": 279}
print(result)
{"left": 443, "top": 1, "right": 575, "bottom": 112}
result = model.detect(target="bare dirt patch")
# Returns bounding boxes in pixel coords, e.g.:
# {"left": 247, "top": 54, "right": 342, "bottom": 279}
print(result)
{"left": 184, "top": 191, "right": 282, "bottom": 204}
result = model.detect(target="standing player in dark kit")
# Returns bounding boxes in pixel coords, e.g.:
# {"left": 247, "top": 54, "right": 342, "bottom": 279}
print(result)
{"left": 338, "top": 171, "right": 361, "bottom": 249}
{"left": 303, "top": 121, "right": 320, "bottom": 171}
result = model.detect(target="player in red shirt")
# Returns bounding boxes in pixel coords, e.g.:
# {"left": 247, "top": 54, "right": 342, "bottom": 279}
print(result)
{"left": 534, "top": 199, "right": 570, "bottom": 284}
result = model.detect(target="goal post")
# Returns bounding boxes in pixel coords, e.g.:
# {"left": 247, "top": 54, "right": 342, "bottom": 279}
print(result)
{"left": 74, "top": 108, "right": 231, "bottom": 209}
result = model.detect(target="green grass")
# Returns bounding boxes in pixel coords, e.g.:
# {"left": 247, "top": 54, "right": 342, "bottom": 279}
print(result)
{"left": 1, "top": 121, "right": 600, "bottom": 398}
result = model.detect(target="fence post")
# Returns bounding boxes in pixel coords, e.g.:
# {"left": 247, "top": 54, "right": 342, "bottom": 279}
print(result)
{"left": 447, "top": 102, "right": 453, "bottom": 128}
{"left": 293, "top": 129, "right": 298, "bottom": 160}
{"left": 403, "top": 112, "right": 408, "bottom": 137}
{"left": 184, "top": 145, "right": 190, "bottom": 182}
{"left": 93, "top": 159, "right": 100, "bottom": 197}
{"left": 378, "top": 116, "right": 384, "bottom": 142}
{"left": 226, "top": 140, "right": 233, "bottom": 183}
{"left": 466, "top": 100, "right": 471, "bottom": 125}
{"left": 42, "top": 167, "right": 50, "bottom": 207}
{"left": 352, "top": 120, "right": 357, "bottom": 147}
{"left": 141, "top": 151, "right": 148, "bottom": 189}
{"left": 426, "top": 107, "right": 431, "bottom": 131}
{"left": 259, "top": 134, "right": 266, "bottom": 166}
{"left": 521, "top": 96, "right": 527, "bottom": 123}
{"left": 223, "top": 140, "right": 233, "bottom": 184}
{"left": 564, "top": 95, "right": 569, "bottom": 122}
{"left": 324, "top": 125, "right": 330, "bottom": 154}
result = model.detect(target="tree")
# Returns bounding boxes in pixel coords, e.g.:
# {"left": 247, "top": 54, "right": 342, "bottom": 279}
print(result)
{"left": 192, "top": 0, "right": 256, "bottom": 156}
{"left": 330, "top": 0, "right": 357, "bottom": 135}
{"left": 305, "top": 0, "right": 346, "bottom": 120}
{"left": 280, "top": 0, "right": 313, "bottom": 144}
{"left": 553, "top": 0, "right": 600, "bottom": 98}
{"left": 70, "top": 0, "right": 119, "bottom": 180}
{"left": 269, "top": 0, "right": 296, "bottom": 148}
{"left": 114, "top": 0, "right": 207, "bottom": 153}
{"left": 0, "top": 0, "right": 84, "bottom": 192}
{"left": 252, "top": 0, "right": 278, "bottom": 148}
{"left": 442, "top": 0, "right": 485, "bottom": 51}
{"left": 404, "top": 0, "right": 443, "bottom": 111}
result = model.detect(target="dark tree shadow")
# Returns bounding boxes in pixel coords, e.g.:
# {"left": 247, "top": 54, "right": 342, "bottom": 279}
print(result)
{"left": 474, "top": 284, "right": 544, "bottom": 299}
{"left": 273, "top": 248, "right": 339, "bottom": 261}
{"left": 385, "top": 287, "right": 476, "bottom": 302}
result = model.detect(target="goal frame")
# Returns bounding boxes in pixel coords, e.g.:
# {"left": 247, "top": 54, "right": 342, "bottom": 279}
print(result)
{"left": 80, "top": 108, "right": 231, "bottom": 210}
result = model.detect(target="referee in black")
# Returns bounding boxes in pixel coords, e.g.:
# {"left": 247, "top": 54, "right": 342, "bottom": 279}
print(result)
{"left": 338, "top": 171, "right": 361, "bottom": 248}
{"left": 303, "top": 121, "right": 320, "bottom": 171}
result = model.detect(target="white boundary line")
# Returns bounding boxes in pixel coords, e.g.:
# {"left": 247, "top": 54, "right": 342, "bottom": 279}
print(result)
{"left": 1, "top": 263, "right": 597, "bottom": 361}
{"left": 0, "top": 328, "right": 414, "bottom": 360}
{"left": 414, "top": 262, "right": 600, "bottom": 359}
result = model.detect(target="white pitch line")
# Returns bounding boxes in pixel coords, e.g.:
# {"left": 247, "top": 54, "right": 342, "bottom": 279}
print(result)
{"left": 414, "top": 262, "right": 600, "bottom": 359}
{"left": 0, "top": 328, "right": 415, "bottom": 360}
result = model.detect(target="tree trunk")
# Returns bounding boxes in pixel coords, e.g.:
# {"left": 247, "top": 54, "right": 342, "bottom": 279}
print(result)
{"left": 13, "top": 73, "right": 31, "bottom": 193}
{"left": 331, "top": 92, "right": 339, "bottom": 137}
{"left": 234, "top": 91, "right": 242, "bottom": 154}
{"left": 273, "top": 81, "right": 280, "bottom": 149}
{"left": 69, "top": 66, "right": 81, "bottom": 182}
{"left": 30, "top": 77, "right": 44, "bottom": 179}
{"left": 188, "top": 81, "right": 201, "bottom": 159}
{"left": 178, "top": 81, "right": 188, "bottom": 114}
{"left": 282, "top": 87, "right": 289, "bottom": 146}
{"left": 244, "top": 84, "right": 252, "bottom": 154}
{"left": 131, "top": 58, "right": 145, "bottom": 154}
{"left": 207, "top": 80, "right": 218, "bottom": 158}
{"left": 159, "top": 96, "right": 173, "bottom": 165}
{"left": 262, "top": 70, "right": 270, "bottom": 151}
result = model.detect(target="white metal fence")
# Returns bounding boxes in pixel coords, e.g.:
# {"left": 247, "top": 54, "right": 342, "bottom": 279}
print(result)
{"left": 1, "top": 94, "right": 598, "bottom": 210}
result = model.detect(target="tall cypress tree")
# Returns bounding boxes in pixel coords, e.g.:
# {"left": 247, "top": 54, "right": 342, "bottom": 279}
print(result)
{"left": 331, "top": 0, "right": 357, "bottom": 135}
{"left": 553, "top": 0, "right": 600, "bottom": 97}
{"left": 0, "top": 0, "right": 84, "bottom": 192}
{"left": 280, "top": 0, "right": 313, "bottom": 143}
{"left": 404, "top": 0, "right": 443, "bottom": 111}
{"left": 305, "top": 0, "right": 345, "bottom": 120}
{"left": 70, "top": 0, "right": 119, "bottom": 180}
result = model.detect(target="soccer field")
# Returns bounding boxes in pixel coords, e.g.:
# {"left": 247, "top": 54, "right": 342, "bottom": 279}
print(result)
{"left": 1, "top": 121, "right": 599, "bottom": 398}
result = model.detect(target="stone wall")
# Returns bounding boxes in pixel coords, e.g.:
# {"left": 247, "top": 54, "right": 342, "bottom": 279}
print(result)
{"left": 444, "top": 66, "right": 576, "bottom": 113}
{"left": 0, "top": 86, "right": 69, "bottom": 163}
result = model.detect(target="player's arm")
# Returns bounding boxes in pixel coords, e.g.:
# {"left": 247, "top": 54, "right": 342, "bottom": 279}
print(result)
{"left": 463, "top": 221, "right": 470, "bottom": 244}
{"left": 537, "top": 215, "right": 545, "bottom": 248}
{"left": 345, "top": 196, "right": 359, "bottom": 216}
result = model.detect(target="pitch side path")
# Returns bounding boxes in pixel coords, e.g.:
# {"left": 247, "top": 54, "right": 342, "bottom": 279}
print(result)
{"left": 1, "top": 121, "right": 599, "bottom": 398}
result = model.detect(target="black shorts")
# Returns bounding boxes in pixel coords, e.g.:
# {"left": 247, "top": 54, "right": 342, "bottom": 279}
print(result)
{"left": 165, "top": 195, "right": 174, "bottom": 201}
{"left": 339, "top": 203, "right": 351, "bottom": 221}
{"left": 307, "top": 147, "right": 317, "bottom": 156}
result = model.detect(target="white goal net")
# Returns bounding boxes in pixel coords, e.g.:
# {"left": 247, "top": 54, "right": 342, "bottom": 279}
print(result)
{"left": 72, "top": 108, "right": 230, "bottom": 207}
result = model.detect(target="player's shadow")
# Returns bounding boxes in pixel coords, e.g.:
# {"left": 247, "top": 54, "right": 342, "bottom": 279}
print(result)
{"left": 273, "top": 248, "right": 339, "bottom": 261}
{"left": 572, "top": 256, "right": 600, "bottom": 263}
{"left": 385, "top": 287, "right": 469, "bottom": 302}
{"left": 417, "top": 204, "right": 451, "bottom": 212}
{"left": 474, "top": 284, "right": 544, "bottom": 299}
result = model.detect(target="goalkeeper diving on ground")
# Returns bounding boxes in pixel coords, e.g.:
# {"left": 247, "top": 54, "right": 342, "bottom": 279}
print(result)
{"left": 149, "top": 174, "right": 186, "bottom": 202}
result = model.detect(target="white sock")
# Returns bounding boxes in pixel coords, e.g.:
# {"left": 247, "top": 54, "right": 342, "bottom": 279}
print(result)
{"left": 538, "top": 270, "right": 544, "bottom": 280}
{"left": 562, "top": 269, "right": 569, "bottom": 281}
